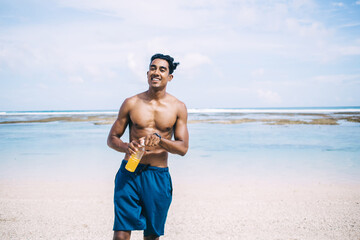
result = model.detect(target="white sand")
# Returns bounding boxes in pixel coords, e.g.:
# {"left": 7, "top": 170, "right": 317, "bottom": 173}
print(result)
{"left": 1, "top": 179, "right": 360, "bottom": 240}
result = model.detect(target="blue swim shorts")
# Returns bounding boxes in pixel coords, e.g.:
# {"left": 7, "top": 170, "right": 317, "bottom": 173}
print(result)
{"left": 113, "top": 160, "right": 173, "bottom": 237}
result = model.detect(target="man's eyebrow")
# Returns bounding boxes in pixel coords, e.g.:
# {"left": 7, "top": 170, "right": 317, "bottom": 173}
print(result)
{"left": 150, "top": 64, "right": 168, "bottom": 70}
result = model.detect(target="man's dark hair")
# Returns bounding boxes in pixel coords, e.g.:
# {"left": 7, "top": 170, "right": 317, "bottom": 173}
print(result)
{"left": 150, "top": 53, "right": 179, "bottom": 74}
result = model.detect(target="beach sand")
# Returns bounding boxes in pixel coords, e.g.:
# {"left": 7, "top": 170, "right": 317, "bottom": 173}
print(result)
{"left": 1, "top": 178, "right": 359, "bottom": 240}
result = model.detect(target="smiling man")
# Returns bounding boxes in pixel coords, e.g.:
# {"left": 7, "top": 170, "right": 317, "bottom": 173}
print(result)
{"left": 107, "top": 53, "right": 189, "bottom": 240}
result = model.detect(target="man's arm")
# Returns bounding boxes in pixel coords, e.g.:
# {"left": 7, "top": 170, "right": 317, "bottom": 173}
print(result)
{"left": 107, "top": 98, "right": 140, "bottom": 156}
{"left": 158, "top": 102, "right": 189, "bottom": 156}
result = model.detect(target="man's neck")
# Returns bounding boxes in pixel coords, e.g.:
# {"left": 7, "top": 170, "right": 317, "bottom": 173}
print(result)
{"left": 146, "top": 88, "right": 166, "bottom": 100}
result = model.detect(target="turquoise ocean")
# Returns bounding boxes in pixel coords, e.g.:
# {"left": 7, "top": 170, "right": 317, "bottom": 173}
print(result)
{"left": 1, "top": 107, "right": 360, "bottom": 185}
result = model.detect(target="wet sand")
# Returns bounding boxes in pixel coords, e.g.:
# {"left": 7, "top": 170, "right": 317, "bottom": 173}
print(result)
{"left": 1, "top": 179, "right": 359, "bottom": 240}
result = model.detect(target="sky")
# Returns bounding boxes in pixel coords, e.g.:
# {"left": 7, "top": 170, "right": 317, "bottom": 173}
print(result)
{"left": 0, "top": 0, "right": 360, "bottom": 110}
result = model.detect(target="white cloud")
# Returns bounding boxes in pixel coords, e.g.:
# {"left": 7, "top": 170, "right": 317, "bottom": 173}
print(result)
{"left": 207, "top": 86, "right": 251, "bottom": 95}
{"left": 251, "top": 68, "right": 265, "bottom": 78}
{"left": 68, "top": 76, "right": 84, "bottom": 83}
{"left": 127, "top": 53, "right": 148, "bottom": 82}
{"left": 1, "top": 22, "right": 136, "bottom": 82}
{"left": 55, "top": 0, "right": 227, "bottom": 29}
{"left": 37, "top": 83, "right": 48, "bottom": 89}
{"left": 291, "top": 0, "right": 316, "bottom": 9}
{"left": 235, "top": 6, "right": 258, "bottom": 27}
{"left": 167, "top": 53, "right": 214, "bottom": 80}
{"left": 336, "top": 45, "right": 360, "bottom": 56}
{"left": 285, "top": 18, "right": 331, "bottom": 38}
{"left": 180, "top": 53, "right": 211, "bottom": 70}
{"left": 257, "top": 89, "right": 282, "bottom": 104}
{"left": 332, "top": 2, "right": 344, "bottom": 7}
{"left": 338, "top": 22, "right": 360, "bottom": 28}
{"left": 356, "top": 1, "right": 360, "bottom": 5}
{"left": 313, "top": 74, "right": 360, "bottom": 84}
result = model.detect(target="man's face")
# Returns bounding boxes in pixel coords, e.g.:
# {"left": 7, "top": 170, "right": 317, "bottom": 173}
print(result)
{"left": 147, "top": 59, "right": 173, "bottom": 89}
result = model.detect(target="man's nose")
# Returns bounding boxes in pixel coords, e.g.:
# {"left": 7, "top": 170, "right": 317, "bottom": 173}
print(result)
{"left": 152, "top": 69, "right": 160, "bottom": 76}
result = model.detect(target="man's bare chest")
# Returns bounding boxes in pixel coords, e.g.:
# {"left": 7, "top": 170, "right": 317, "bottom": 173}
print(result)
{"left": 129, "top": 107, "right": 177, "bottom": 131}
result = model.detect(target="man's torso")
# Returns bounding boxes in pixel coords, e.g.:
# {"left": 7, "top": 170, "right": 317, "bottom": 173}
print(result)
{"left": 125, "top": 92, "right": 180, "bottom": 167}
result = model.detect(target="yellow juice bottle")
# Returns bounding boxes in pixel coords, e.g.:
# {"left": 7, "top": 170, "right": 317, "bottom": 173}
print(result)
{"left": 125, "top": 139, "right": 145, "bottom": 172}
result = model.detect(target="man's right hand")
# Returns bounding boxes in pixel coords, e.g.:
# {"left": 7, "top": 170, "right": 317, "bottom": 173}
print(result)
{"left": 127, "top": 140, "right": 139, "bottom": 155}
{"left": 127, "top": 139, "right": 143, "bottom": 155}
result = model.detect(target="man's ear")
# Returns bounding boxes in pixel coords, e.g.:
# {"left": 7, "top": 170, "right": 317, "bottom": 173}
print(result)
{"left": 168, "top": 74, "right": 173, "bottom": 81}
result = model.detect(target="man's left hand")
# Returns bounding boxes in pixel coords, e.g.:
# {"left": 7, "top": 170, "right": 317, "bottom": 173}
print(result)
{"left": 144, "top": 133, "right": 161, "bottom": 147}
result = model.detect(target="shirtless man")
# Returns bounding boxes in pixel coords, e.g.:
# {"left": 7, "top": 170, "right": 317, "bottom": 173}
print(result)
{"left": 107, "top": 53, "right": 189, "bottom": 240}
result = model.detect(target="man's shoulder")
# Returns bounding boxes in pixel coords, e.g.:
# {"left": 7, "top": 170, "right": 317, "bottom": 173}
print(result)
{"left": 123, "top": 92, "right": 145, "bottom": 105}
{"left": 165, "top": 93, "right": 183, "bottom": 104}
{"left": 166, "top": 93, "right": 187, "bottom": 111}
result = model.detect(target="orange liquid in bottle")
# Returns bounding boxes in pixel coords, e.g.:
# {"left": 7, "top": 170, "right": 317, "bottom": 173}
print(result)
{"left": 125, "top": 155, "right": 141, "bottom": 172}
{"left": 125, "top": 138, "right": 145, "bottom": 172}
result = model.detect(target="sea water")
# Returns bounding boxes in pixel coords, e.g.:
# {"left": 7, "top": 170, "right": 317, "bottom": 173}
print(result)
{"left": 0, "top": 108, "right": 359, "bottom": 184}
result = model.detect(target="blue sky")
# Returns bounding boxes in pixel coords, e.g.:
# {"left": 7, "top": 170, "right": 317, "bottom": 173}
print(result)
{"left": 1, "top": 0, "right": 360, "bottom": 110}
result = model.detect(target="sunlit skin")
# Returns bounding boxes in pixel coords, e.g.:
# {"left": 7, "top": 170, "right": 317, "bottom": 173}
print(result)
{"left": 107, "top": 58, "right": 189, "bottom": 240}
